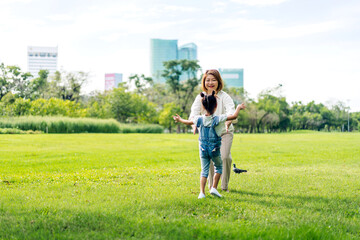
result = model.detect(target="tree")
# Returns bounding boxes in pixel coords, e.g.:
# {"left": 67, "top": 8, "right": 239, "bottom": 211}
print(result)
{"left": 0, "top": 63, "right": 12, "bottom": 100}
{"left": 0, "top": 63, "right": 32, "bottom": 100}
{"left": 162, "top": 59, "right": 201, "bottom": 115}
{"left": 45, "top": 70, "right": 88, "bottom": 101}
{"left": 28, "top": 69, "right": 49, "bottom": 100}
{"left": 159, "top": 103, "right": 181, "bottom": 133}
{"left": 128, "top": 74, "right": 153, "bottom": 94}
{"left": 107, "top": 87, "right": 158, "bottom": 123}
{"left": 255, "top": 85, "right": 290, "bottom": 132}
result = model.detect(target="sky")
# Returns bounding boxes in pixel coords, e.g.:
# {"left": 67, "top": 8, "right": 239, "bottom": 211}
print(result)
{"left": 0, "top": 0, "right": 360, "bottom": 111}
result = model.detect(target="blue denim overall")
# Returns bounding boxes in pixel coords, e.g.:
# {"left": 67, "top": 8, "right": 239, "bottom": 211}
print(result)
{"left": 197, "top": 116, "right": 223, "bottom": 178}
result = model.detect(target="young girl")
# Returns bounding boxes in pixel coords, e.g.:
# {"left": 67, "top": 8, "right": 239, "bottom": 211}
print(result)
{"left": 173, "top": 91, "right": 245, "bottom": 199}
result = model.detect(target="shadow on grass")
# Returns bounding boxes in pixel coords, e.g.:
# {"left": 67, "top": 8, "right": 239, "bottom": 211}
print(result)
{"left": 230, "top": 189, "right": 356, "bottom": 215}
{"left": 0, "top": 205, "right": 344, "bottom": 240}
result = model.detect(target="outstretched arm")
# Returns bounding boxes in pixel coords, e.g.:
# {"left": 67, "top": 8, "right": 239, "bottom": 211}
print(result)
{"left": 173, "top": 114, "right": 194, "bottom": 126}
{"left": 226, "top": 103, "right": 246, "bottom": 121}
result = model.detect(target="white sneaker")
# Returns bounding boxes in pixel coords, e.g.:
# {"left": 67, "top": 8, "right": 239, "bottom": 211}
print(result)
{"left": 198, "top": 192, "right": 206, "bottom": 199}
{"left": 210, "top": 188, "right": 222, "bottom": 198}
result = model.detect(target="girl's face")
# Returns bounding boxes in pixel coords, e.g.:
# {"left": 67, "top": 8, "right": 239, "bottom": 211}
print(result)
{"left": 205, "top": 75, "right": 218, "bottom": 94}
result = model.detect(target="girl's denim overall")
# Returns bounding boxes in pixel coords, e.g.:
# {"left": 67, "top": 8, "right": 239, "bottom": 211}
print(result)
{"left": 197, "top": 116, "right": 223, "bottom": 178}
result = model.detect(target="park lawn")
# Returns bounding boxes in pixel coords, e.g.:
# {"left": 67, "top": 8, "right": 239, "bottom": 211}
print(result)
{"left": 0, "top": 132, "right": 360, "bottom": 239}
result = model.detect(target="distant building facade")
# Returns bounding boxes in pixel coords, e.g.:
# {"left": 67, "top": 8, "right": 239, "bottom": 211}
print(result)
{"left": 178, "top": 43, "right": 198, "bottom": 81}
{"left": 27, "top": 46, "right": 58, "bottom": 78}
{"left": 150, "top": 39, "right": 198, "bottom": 83}
{"left": 219, "top": 68, "right": 244, "bottom": 88}
{"left": 150, "top": 39, "right": 178, "bottom": 83}
{"left": 178, "top": 43, "right": 197, "bottom": 61}
{"left": 105, "top": 73, "right": 123, "bottom": 91}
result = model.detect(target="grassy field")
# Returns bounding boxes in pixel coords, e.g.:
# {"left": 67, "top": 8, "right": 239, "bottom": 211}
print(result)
{"left": 0, "top": 132, "right": 360, "bottom": 239}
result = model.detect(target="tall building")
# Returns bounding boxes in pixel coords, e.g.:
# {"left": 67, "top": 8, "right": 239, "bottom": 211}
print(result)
{"left": 219, "top": 68, "right": 244, "bottom": 88}
{"left": 150, "top": 39, "right": 178, "bottom": 83}
{"left": 178, "top": 43, "right": 197, "bottom": 61}
{"left": 27, "top": 46, "right": 58, "bottom": 77}
{"left": 150, "top": 39, "right": 199, "bottom": 83}
{"left": 105, "top": 73, "right": 123, "bottom": 91}
{"left": 178, "top": 43, "right": 198, "bottom": 81}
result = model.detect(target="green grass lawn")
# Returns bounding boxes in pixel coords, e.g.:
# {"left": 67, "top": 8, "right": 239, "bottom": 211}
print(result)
{"left": 1, "top": 132, "right": 360, "bottom": 239}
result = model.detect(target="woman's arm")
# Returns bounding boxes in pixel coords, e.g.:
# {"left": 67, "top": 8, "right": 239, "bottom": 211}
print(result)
{"left": 226, "top": 103, "right": 246, "bottom": 121}
{"left": 222, "top": 92, "right": 237, "bottom": 116}
{"left": 189, "top": 94, "right": 202, "bottom": 120}
{"left": 189, "top": 94, "right": 202, "bottom": 134}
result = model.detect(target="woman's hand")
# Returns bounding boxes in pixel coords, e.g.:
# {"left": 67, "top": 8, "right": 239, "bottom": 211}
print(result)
{"left": 192, "top": 125, "right": 197, "bottom": 135}
{"left": 225, "top": 120, "right": 232, "bottom": 132}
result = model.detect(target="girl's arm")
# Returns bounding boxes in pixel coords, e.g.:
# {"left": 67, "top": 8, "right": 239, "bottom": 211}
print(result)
{"left": 173, "top": 114, "right": 194, "bottom": 126}
{"left": 226, "top": 103, "right": 246, "bottom": 121}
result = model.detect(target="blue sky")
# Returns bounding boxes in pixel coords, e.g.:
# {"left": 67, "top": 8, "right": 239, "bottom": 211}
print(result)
{"left": 0, "top": 0, "right": 359, "bottom": 111}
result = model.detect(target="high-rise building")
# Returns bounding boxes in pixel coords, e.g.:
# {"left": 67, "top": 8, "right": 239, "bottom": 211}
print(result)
{"left": 105, "top": 73, "right": 123, "bottom": 91}
{"left": 178, "top": 43, "right": 197, "bottom": 61}
{"left": 150, "top": 39, "right": 199, "bottom": 83}
{"left": 178, "top": 43, "right": 198, "bottom": 81}
{"left": 219, "top": 68, "right": 244, "bottom": 88}
{"left": 150, "top": 39, "right": 178, "bottom": 83}
{"left": 27, "top": 46, "right": 58, "bottom": 78}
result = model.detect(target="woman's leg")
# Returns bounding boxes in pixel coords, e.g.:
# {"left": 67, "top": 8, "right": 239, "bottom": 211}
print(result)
{"left": 220, "top": 132, "right": 234, "bottom": 191}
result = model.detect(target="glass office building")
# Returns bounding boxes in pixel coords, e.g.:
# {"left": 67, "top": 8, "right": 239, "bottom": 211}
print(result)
{"left": 27, "top": 46, "right": 58, "bottom": 78}
{"left": 178, "top": 43, "right": 198, "bottom": 81}
{"left": 105, "top": 73, "right": 123, "bottom": 91}
{"left": 178, "top": 43, "right": 197, "bottom": 61}
{"left": 219, "top": 68, "right": 244, "bottom": 88}
{"left": 150, "top": 39, "right": 178, "bottom": 83}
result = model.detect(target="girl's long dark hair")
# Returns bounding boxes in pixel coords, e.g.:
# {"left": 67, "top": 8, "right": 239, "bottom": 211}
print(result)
{"left": 200, "top": 91, "right": 217, "bottom": 115}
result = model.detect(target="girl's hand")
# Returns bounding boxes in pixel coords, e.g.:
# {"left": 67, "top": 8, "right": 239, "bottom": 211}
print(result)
{"left": 173, "top": 114, "right": 181, "bottom": 122}
{"left": 238, "top": 103, "right": 246, "bottom": 110}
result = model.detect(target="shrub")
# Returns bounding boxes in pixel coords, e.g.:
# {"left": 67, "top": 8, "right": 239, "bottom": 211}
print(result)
{"left": 0, "top": 116, "right": 163, "bottom": 133}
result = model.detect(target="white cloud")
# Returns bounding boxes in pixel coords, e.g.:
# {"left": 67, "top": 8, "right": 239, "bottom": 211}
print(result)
{"left": 230, "top": 0, "right": 288, "bottom": 6}
{"left": 46, "top": 14, "right": 74, "bottom": 22}
{"left": 162, "top": 5, "right": 198, "bottom": 12}
{"left": 195, "top": 18, "right": 342, "bottom": 42}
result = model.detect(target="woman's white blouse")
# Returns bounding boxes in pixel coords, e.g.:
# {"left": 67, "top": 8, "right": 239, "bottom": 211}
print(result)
{"left": 189, "top": 90, "right": 237, "bottom": 135}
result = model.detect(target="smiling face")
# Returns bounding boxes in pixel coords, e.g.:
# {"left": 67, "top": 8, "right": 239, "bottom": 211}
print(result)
{"left": 201, "top": 69, "right": 224, "bottom": 94}
{"left": 205, "top": 75, "right": 218, "bottom": 94}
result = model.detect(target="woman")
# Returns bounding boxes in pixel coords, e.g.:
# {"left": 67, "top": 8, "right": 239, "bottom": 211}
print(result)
{"left": 189, "top": 69, "right": 242, "bottom": 192}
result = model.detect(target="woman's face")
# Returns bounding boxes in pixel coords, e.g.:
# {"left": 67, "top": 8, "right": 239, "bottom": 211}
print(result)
{"left": 205, "top": 74, "right": 218, "bottom": 93}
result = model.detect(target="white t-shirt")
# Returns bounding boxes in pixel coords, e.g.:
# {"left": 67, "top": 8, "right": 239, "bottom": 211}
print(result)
{"left": 189, "top": 90, "right": 236, "bottom": 135}
{"left": 193, "top": 114, "right": 228, "bottom": 137}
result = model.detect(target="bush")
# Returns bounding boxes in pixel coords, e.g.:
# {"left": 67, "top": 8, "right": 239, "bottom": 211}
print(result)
{"left": 118, "top": 123, "right": 164, "bottom": 133}
{"left": 0, "top": 128, "right": 43, "bottom": 134}
{"left": 0, "top": 116, "right": 164, "bottom": 133}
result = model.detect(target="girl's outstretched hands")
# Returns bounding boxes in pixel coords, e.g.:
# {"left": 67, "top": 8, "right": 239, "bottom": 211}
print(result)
{"left": 237, "top": 102, "right": 246, "bottom": 110}
{"left": 172, "top": 114, "right": 194, "bottom": 126}
{"left": 173, "top": 114, "right": 181, "bottom": 123}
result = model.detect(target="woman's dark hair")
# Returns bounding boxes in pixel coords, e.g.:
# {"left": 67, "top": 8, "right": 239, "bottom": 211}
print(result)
{"left": 200, "top": 91, "right": 217, "bottom": 115}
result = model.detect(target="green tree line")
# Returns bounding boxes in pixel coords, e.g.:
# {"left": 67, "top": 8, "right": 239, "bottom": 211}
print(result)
{"left": 0, "top": 61, "right": 359, "bottom": 133}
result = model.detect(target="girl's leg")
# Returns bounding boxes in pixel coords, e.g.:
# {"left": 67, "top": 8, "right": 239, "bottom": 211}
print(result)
{"left": 220, "top": 132, "right": 234, "bottom": 191}
{"left": 208, "top": 162, "right": 214, "bottom": 190}
{"left": 212, "top": 154, "right": 223, "bottom": 189}
{"left": 212, "top": 172, "right": 221, "bottom": 189}
{"left": 200, "top": 176, "right": 207, "bottom": 194}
